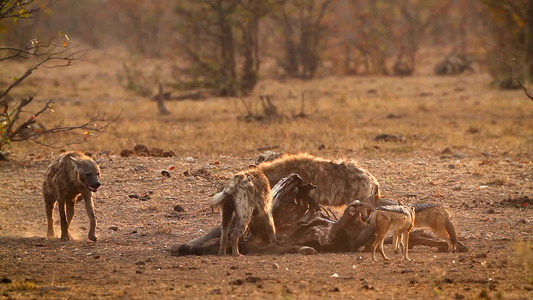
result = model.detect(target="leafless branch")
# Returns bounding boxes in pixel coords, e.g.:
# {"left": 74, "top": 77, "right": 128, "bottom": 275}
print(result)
{"left": 484, "top": 41, "right": 533, "bottom": 101}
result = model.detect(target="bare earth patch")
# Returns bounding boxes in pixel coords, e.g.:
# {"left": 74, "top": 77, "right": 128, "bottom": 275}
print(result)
{"left": 0, "top": 147, "right": 532, "bottom": 299}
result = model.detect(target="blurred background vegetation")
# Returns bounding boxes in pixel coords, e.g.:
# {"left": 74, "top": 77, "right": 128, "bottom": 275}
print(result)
{"left": 1, "top": 0, "right": 531, "bottom": 97}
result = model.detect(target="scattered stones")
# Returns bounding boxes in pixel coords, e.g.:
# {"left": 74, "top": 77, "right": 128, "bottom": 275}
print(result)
{"left": 452, "top": 185, "right": 462, "bottom": 191}
{"left": 487, "top": 209, "right": 495, "bottom": 214}
{"left": 372, "top": 134, "right": 405, "bottom": 142}
{"left": 128, "top": 194, "right": 139, "bottom": 199}
{"left": 499, "top": 196, "right": 532, "bottom": 208}
{"left": 330, "top": 287, "right": 340, "bottom": 292}
{"left": 120, "top": 144, "right": 175, "bottom": 158}
{"left": 448, "top": 164, "right": 455, "bottom": 169}
{"left": 109, "top": 225, "right": 119, "bottom": 231}
{"left": 160, "top": 170, "right": 171, "bottom": 178}
{"left": 184, "top": 157, "right": 195, "bottom": 163}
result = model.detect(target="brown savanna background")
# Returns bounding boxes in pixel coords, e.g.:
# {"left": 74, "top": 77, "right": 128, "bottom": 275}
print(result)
{"left": 1, "top": 0, "right": 532, "bottom": 299}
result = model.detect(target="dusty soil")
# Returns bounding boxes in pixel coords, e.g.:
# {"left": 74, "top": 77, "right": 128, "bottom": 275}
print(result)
{"left": 0, "top": 146, "right": 532, "bottom": 299}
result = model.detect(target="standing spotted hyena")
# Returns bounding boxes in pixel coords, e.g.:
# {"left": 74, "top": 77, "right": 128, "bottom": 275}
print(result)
{"left": 43, "top": 151, "right": 101, "bottom": 241}
{"left": 258, "top": 153, "right": 380, "bottom": 207}
{"left": 211, "top": 165, "right": 277, "bottom": 256}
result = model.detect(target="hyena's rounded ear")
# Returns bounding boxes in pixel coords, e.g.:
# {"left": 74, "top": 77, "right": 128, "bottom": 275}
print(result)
{"left": 69, "top": 155, "right": 81, "bottom": 169}
{"left": 248, "top": 164, "right": 258, "bottom": 169}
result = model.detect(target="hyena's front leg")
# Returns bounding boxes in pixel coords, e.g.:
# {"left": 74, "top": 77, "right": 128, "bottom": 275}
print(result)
{"left": 81, "top": 192, "right": 98, "bottom": 241}
{"left": 58, "top": 198, "right": 72, "bottom": 241}
{"left": 66, "top": 199, "right": 75, "bottom": 226}
{"left": 45, "top": 199, "right": 56, "bottom": 239}
{"left": 262, "top": 212, "right": 277, "bottom": 244}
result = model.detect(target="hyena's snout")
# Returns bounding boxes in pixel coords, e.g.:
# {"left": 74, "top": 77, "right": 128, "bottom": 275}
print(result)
{"left": 88, "top": 180, "right": 101, "bottom": 192}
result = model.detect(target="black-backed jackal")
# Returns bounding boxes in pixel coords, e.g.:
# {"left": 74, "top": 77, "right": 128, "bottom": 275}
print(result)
{"left": 363, "top": 196, "right": 459, "bottom": 252}
{"left": 368, "top": 205, "right": 415, "bottom": 261}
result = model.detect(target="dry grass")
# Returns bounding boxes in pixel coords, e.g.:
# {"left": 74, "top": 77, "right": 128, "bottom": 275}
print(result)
{"left": 1, "top": 50, "right": 532, "bottom": 159}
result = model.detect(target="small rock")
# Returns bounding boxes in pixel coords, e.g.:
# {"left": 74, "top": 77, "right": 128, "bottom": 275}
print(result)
{"left": 162, "top": 151, "right": 175, "bottom": 158}
{"left": 184, "top": 157, "right": 195, "bottom": 163}
{"left": 448, "top": 164, "right": 455, "bottom": 169}
{"left": 120, "top": 149, "right": 134, "bottom": 157}
{"left": 331, "top": 287, "right": 340, "bottom": 292}
{"left": 245, "top": 276, "right": 262, "bottom": 283}
{"left": 160, "top": 170, "right": 171, "bottom": 178}
{"left": 367, "top": 89, "right": 377, "bottom": 94}
{"left": 487, "top": 209, "right": 495, "bottom": 214}
{"left": 230, "top": 265, "right": 238, "bottom": 270}
{"left": 452, "top": 185, "right": 462, "bottom": 191}
{"left": 128, "top": 194, "right": 139, "bottom": 199}
{"left": 452, "top": 152, "right": 467, "bottom": 159}
{"left": 109, "top": 225, "right": 119, "bottom": 231}
{"left": 139, "top": 194, "right": 151, "bottom": 201}
{"left": 272, "top": 263, "right": 280, "bottom": 269}
{"left": 173, "top": 205, "right": 185, "bottom": 212}
{"left": 517, "top": 219, "right": 527, "bottom": 224}
{"left": 229, "top": 279, "right": 243, "bottom": 285}
{"left": 442, "top": 147, "right": 452, "bottom": 154}
{"left": 1, "top": 278, "right": 12, "bottom": 284}
{"left": 318, "top": 144, "right": 325, "bottom": 150}
{"left": 440, "top": 155, "right": 451, "bottom": 159}
{"left": 133, "top": 165, "right": 147, "bottom": 172}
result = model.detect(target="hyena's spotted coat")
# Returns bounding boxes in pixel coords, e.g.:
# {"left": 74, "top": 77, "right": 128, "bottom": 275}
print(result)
{"left": 211, "top": 166, "right": 277, "bottom": 256}
{"left": 43, "top": 151, "right": 101, "bottom": 241}
{"left": 259, "top": 153, "right": 380, "bottom": 207}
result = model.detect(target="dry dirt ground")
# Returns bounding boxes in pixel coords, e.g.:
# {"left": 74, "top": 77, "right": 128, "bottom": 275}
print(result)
{"left": 0, "top": 147, "right": 532, "bottom": 299}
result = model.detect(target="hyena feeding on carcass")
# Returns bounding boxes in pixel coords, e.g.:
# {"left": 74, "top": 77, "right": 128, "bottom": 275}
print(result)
{"left": 43, "top": 151, "right": 101, "bottom": 241}
{"left": 258, "top": 153, "right": 381, "bottom": 208}
{"left": 211, "top": 165, "right": 277, "bottom": 256}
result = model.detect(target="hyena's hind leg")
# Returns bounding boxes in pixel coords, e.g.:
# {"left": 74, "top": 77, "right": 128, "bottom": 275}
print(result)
{"left": 218, "top": 199, "right": 234, "bottom": 256}
{"left": 229, "top": 211, "right": 253, "bottom": 256}
{"left": 45, "top": 196, "right": 56, "bottom": 239}
{"left": 57, "top": 197, "right": 73, "bottom": 241}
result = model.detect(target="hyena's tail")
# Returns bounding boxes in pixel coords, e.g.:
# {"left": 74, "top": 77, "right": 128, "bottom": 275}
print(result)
{"left": 445, "top": 217, "right": 459, "bottom": 246}
{"left": 211, "top": 191, "right": 230, "bottom": 208}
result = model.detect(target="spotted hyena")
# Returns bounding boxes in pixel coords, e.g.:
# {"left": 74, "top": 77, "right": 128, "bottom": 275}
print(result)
{"left": 43, "top": 151, "right": 101, "bottom": 241}
{"left": 211, "top": 165, "right": 277, "bottom": 256}
{"left": 258, "top": 153, "right": 380, "bottom": 207}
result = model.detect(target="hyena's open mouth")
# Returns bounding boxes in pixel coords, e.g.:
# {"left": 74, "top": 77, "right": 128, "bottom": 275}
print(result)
{"left": 88, "top": 185, "right": 99, "bottom": 192}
